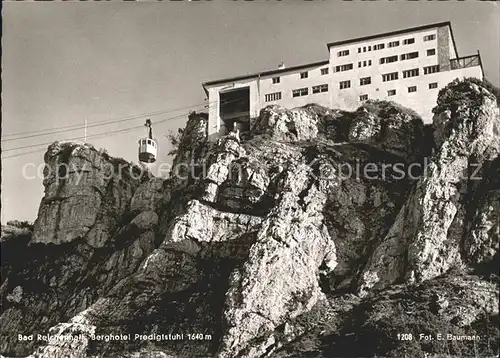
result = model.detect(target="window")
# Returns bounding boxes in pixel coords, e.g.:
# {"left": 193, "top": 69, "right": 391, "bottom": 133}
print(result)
{"left": 359, "top": 60, "right": 372, "bottom": 68}
{"left": 380, "top": 55, "right": 398, "bottom": 64}
{"left": 424, "top": 65, "right": 440, "bottom": 75}
{"left": 292, "top": 87, "right": 308, "bottom": 97}
{"left": 359, "top": 94, "right": 368, "bottom": 101}
{"left": 338, "top": 50, "right": 349, "bottom": 57}
{"left": 334, "top": 63, "right": 353, "bottom": 72}
{"left": 408, "top": 86, "right": 417, "bottom": 93}
{"left": 368, "top": 45, "right": 372, "bottom": 51}
{"left": 427, "top": 49, "right": 436, "bottom": 56}
{"left": 339, "top": 80, "right": 351, "bottom": 90}
{"left": 272, "top": 77, "right": 280, "bottom": 84}
{"left": 360, "top": 77, "right": 371, "bottom": 86}
{"left": 403, "top": 68, "right": 419, "bottom": 78}
{"left": 403, "top": 38, "right": 415, "bottom": 45}
{"left": 321, "top": 68, "right": 329, "bottom": 75}
{"left": 300, "top": 71, "right": 308, "bottom": 79}
{"left": 387, "top": 89, "right": 396, "bottom": 96}
{"left": 265, "top": 92, "right": 282, "bottom": 102}
{"left": 363, "top": 46, "right": 367, "bottom": 52}
{"left": 400, "top": 52, "right": 419, "bottom": 60}
{"left": 374, "top": 43, "right": 385, "bottom": 50}
{"left": 429, "top": 82, "right": 438, "bottom": 89}
{"left": 312, "top": 84, "right": 328, "bottom": 94}
{"left": 382, "top": 72, "right": 398, "bottom": 82}
{"left": 424, "top": 34, "right": 436, "bottom": 41}
{"left": 388, "top": 40, "right": 400, "bottom": 48}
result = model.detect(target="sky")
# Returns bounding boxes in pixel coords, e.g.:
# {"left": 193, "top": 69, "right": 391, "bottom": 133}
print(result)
{"left": 2, "top": 0, "right": 499, "bottom": 223}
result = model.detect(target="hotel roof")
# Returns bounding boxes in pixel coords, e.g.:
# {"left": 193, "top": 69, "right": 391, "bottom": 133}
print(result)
{"left": 202, "top": 21, "right": 461, "bottom": 92}
{"left": 202, "top": 60, "right": 329, "bottom": 88}
{"left": 326, "top": 21, "right": 454, "bottom": 48}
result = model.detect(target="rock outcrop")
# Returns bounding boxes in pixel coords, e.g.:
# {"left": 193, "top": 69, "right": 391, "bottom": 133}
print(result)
{"left": 1, "top": 79, "right": 498, "bottom": 358}
{"left": 0, "top": 143, "right": 161, "bottom": 356}
{"left": 358, "top": 81, "right": 500, "bottom": 295}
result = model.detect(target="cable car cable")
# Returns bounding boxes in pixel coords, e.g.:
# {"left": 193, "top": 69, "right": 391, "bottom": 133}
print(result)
{"left": 2, "top": 98, "right": 244, "bottom": 158}
{"left": 1, "top": 100, "right": 221, "bottom": 141}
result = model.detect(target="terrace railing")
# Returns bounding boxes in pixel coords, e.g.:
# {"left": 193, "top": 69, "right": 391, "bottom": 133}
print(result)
{"left": 450, "top": 54, "right": 481, "bottom": 70}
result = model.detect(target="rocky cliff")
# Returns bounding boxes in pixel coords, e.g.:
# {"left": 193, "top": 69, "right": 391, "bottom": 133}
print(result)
{"left": 1, "top": 79, "right": 498, "bottom": 358}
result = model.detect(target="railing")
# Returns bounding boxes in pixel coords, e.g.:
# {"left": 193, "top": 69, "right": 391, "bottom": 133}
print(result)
{"left": 450, "top": 54, "right": 480, "bottom": 70}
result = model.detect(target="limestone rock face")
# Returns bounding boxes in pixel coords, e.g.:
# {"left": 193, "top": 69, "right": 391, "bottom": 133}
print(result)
{"left": 130, "top": 178, "right": 165, "bottom": 214}
{"left": 202, "top": 133, "right": 245, "bottom": 203}
{"left": 0, "top": 143, "right": 160, "bottom": 357}
{"left": 274, "top": 275, "right": 499, "bottom": 358}
{"left": 170, "top": 112, "right": 210, "bottom": 189}
{"left": 464, "top": 157, "right": 500, "bottom": 269}
{"left": 358, "top": 80, "right": 500, "bottom": 296}
{"left": 1, "top": 82, "right": 499, "bottom": 358}
{"left": 347, "top": 102, "right": 427, "bottom": 161}
{"left": 32, "top": 142, "right": 150, "bottom": 248}
{"left": 217, "top": 165, "right": 337, "bottom": 358}
{"left": 166, "top": 199, "right": 262, "bottom": 250}
{"left": 252, "top": 105, "right": 321, "bottom": 141}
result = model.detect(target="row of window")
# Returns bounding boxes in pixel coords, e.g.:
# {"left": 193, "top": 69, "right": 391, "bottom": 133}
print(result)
{"left": 292, "top": 88, "right": 309, "bottom": 97}
{"left": 313, "top": 84, "right": 329, "bottom": 93}
{"left": 403, "top": 68, "right": 419, "bottom": 78}
{"left": 388, "top": 41, "right": 399, "bottom": 48}
{"left": 274, "top": 47, "right": 436, "bottom": 83}
{"left": 378, "top": 48, "right": 435, "bottom": 65}
{"left": 265, "top": 84, "right": 329, "bottom": 102}
{"left": 337, "top": 33, "right": 436, "bottom": 57}
{"left": 380, "top": 55, "right": 398, "bottom": 64}
{"left": 291, "top": 84, "right": 329, "bottom": 98}
{"left": 400, "top": 51, "right": 419, "bottom": 61}
{"left": 339, "top": 77, "right": 374, "bottom": 88}
{"left": 265, "top": 81, "right": 439, "bottom": 103}
{"left": 334, "top": 63, "right": 354, "bottom": 73}
{"left": 382, "top": 72, "right": 399, "bottom": 82}
{"left": 357, "top": 82, "right": 438, "bottom": 101}
{"left": 271, "top": 67, "right": 330, "bottom": 84}
{"left": 266, "top": 64, "right": 440, "bottom": 99}
{"left": 358, "top": 59, "right": 373, "bottom": 68}
{"left": 380, "top": 65, "right": 440, "bottom": 83}
{"left": 337, "top": 49, "right": 434, "bottom": 74}
{"left": 265, "top": 92, "right": 282, "bottom": 102}
{"left": 357, "top": 42, "right": 385, "bottom": 54}
{"left": 424, "top": 65, "right": 440, "bottom": 74}
{"left": 330, "top": 64, "right": 439, "bottom": 90}
{"left": 336, "top": 67, "right": 439, "bottom": 92}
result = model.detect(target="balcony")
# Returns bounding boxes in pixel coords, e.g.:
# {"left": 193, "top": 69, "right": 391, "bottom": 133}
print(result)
{"left": 450, "top": 54, "right": 480, "bottom": 70}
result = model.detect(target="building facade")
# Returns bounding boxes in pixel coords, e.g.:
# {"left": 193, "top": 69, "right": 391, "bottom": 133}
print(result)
{"left": 202, "top": 22, "right": 483, "bottom": 140}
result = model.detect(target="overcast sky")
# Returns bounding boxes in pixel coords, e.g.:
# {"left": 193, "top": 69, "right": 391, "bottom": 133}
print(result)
{"left": 2, "top": 1, "right": 499, "bottom": 223}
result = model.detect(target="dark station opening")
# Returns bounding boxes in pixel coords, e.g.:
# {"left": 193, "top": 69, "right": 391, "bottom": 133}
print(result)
{"left": 219, "top": 87, "right": 250, "bottom": 135}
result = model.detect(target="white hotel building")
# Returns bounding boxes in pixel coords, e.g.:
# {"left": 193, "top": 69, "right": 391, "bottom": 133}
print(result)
{"left": 202, "top": 21, "right": 483, "bottom": 140}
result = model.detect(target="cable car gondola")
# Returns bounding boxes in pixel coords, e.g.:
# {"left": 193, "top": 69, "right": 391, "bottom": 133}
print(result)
{"left": 138, "top": 119, "right": 157, "bottom": 163}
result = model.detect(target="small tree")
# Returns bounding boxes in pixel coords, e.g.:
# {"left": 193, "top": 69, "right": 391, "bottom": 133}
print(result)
{"left": 481, "top": 78, "right": 500, "bottom": 104}
{"left": 6, "top": 220, "right": 34, "bottom": 230}
{"left": 165, "top": 127, "right": 185, "bottom": 156}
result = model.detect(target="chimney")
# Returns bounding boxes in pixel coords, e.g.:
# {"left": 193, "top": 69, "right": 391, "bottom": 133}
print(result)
{"left": 278, "top": 62, "right": 286, "bottom": 70}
